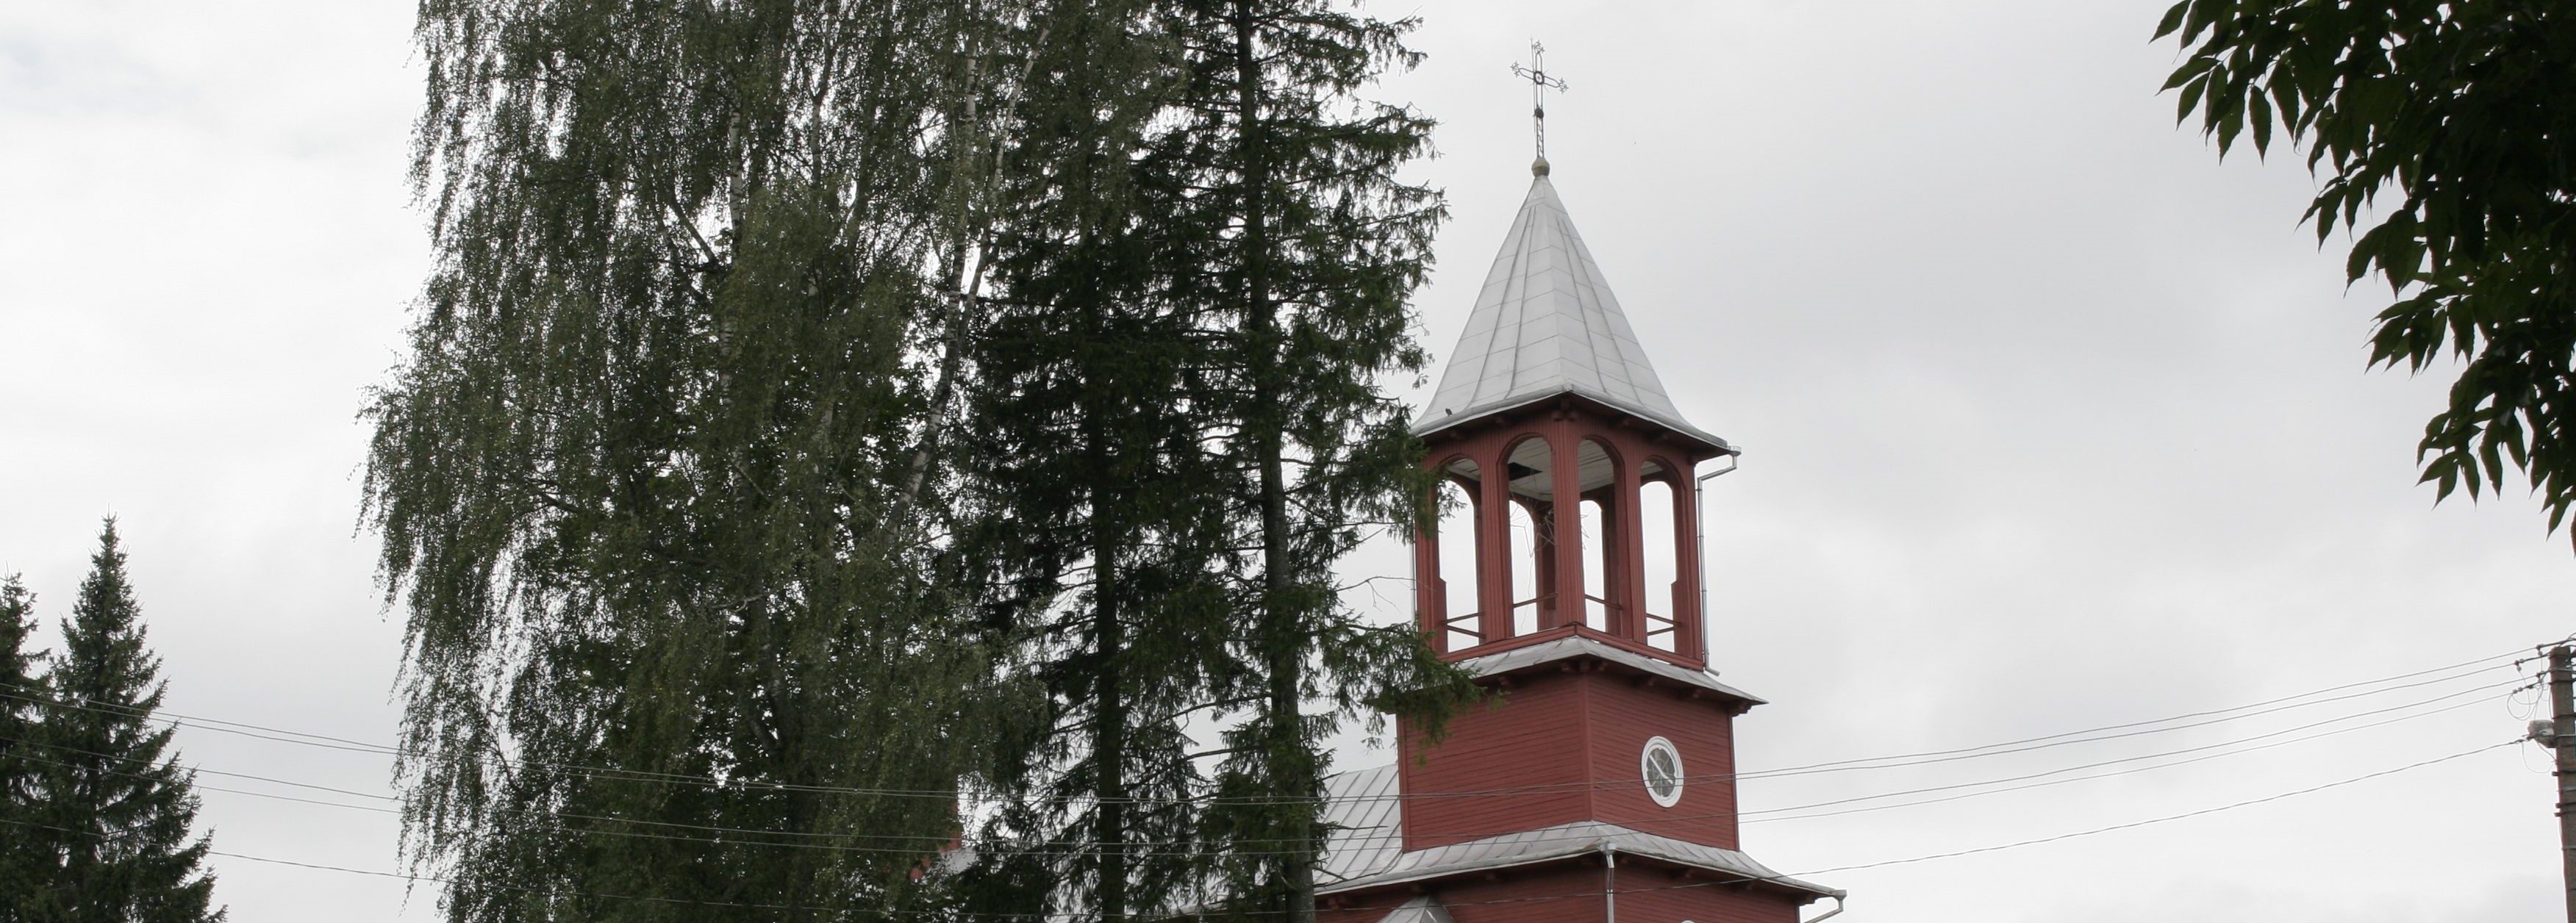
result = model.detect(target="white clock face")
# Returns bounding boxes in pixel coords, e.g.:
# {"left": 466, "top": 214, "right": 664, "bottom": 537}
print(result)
{"left": 1641, "top": 736, "right": 1684, "bottom": 808}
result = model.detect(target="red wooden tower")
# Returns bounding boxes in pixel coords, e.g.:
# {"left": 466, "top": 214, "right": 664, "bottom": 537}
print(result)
{"left": 1310, "top": 161, "right": 1843, "bottom": 923}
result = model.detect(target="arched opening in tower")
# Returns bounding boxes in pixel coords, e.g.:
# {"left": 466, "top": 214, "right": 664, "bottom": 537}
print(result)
{"left": 1575, "top": 437, "right": 1617, "bottom": 634}
{"left": 1640, "top": 475, "right": 1678, "bottom": 651}
{"left": 1435, "top": 459, "right": 1483, "bottom": 651}
{"left": 1503, "top": 434, "right": 1552, "bottom": 636}
{"left": 1576, "top": 500, "right": 1606, "bottom": 631}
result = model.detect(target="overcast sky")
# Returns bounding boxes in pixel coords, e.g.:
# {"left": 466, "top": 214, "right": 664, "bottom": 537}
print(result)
{"left": 4, "top": 1, "right": 2569, "bottom": 920}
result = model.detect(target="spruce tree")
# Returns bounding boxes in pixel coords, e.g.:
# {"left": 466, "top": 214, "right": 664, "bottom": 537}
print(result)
{"left": 960, "top": 4, "right": 1236, "bottom": 919}
{"left": 28, "top": 520, "right": 222, "bottom": 922}
{"left": 1150, "top": 3, "right": 1475, "bottom": 918}
{"left": 0, "top": 574, "right": 42, "bottom": 915}
{"left": 969, "top": 7, "right": 1476, "bottom": 919}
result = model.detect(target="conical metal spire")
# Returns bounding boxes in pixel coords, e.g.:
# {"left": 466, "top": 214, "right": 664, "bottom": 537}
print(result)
{"left": 1416, "top": 176, "right": 1727, "bottom": 451}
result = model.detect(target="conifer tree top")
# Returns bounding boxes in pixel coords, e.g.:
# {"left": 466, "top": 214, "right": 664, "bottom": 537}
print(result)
{"left": 62, "top": 519, "right": 157, "bottom": 704}
{"left": 36, "top": 517, "right": 222, "bottom": 922}
{"left": 1415, "top": 176, "right": 1728, "bottom": 453}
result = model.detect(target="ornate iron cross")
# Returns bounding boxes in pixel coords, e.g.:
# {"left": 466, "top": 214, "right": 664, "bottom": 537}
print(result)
{"left": 1509, "top": 40, "right": 1570, "bottom": 162}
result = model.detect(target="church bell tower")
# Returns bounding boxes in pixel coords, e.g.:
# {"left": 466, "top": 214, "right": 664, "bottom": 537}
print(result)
{"left": 1395, "top": 158, "right": 1767, "bottom": 852}
{"left": 1361, "top": 157, "right": 1836, "bottom": 922}
{"left": 1406, "top": 158, "right": 1733, "bottom": 667}
{"left": 1308, "top": 148, "right": 1839, "bottom": 923}
{"left": 1311, "top": 48, "right": 1839, "bottom": 923}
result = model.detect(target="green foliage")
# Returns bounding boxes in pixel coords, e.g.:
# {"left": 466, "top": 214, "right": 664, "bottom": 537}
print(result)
{"left": 1146, "top": 2, "right": 1476, "bottom": 918}
{"left": 22, "top": 521, "right": 222, "bottom": 922}
{"left": 374, "top": 1, "right": 1017, "bottom": 919}
{"left": 2158, "top": 1, "right": 2576, "bottom": 535}
{"left": 383, "top": 3, "right": 1473, "bottom": 919}
{"left": 959, "top": 3, "right": 1236, "bottom": 918}
{"left": 959, "top": 3, "right": 1473, "bottom": 919}
{"left": 0, "top": 574, "right": 40, "bottom": 916}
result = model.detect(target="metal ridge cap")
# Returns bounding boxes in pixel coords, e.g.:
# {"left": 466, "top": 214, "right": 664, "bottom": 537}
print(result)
{"left": 1314, "top": 821, "right": 1836, "bottom": 898}
{"left": 1603, "top": 830, "right": 1839, "bottom": 898}
{"left": 1314, "top": 822, "right": 1612, "bottom": 895}
{"left": 1412, "top": 386, "right": 1734, "bottom": 455}
{"left": 1453, "top": 634, "right": 1766, "bottom": 705}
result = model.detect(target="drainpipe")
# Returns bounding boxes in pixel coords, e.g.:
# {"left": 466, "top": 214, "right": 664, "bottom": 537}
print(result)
{"left": 1601, "top": 843, "right": 1617, "bottom": 923}
{"left": 1694, "top": 452, "right": 1740, "bottom": 656}
{"left": 1803, "top": 892, "right": 1849, "bottom": 923}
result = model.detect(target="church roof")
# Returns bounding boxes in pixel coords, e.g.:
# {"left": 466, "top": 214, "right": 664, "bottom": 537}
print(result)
{"left": 1415, "top": 175, "right": 1730, "bottom": 453}
{"left": 1453, "top": 633, "right": 1763, "bottom": 705}
{"left": 1318, "top": 764, "right": 1406, "bottom": 885}
{"left": 1316, "top": 819, "right": 1840, "bottom": 900}
{"left": 1362, "top": 895, "right": 1454, "bottom": 923}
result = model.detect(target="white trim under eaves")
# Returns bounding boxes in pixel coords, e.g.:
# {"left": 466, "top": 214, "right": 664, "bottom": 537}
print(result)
{"left": 1453, "top": 634, "right": 1765, "bottom": 705}
{"left": 1313, "top": 819, "right": 1839, "bottom": 899}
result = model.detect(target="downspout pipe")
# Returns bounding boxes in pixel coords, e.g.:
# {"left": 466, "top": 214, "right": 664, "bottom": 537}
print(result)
{"left": 1694, "top": 451, "right": 1741, "bottom": 656}
{"left": 1803, "top": 892, "right": 1849, "bottom": 923}
{"left": 1600, "top": 844, "right": 1617, "bottom": 923}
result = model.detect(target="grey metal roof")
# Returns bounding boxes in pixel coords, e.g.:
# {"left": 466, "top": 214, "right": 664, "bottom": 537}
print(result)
{"left": 1318, "top": 763, "right": 1405, "bottom": 885}
{"left": 1370, "top": 895, "right": 1455, "bottom": 923}
{"left": 1316, "top": 819, "right": 1840, "bottom": 900}
{"left": 1453, "top": 634, "right": 1766, "bottom": 705}
{"left": 1415, "top": 176, "right": 1729, "bottom": 452}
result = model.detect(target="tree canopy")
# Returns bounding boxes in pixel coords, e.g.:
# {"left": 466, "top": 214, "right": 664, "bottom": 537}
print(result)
{"left": 0, "top": 574, "right": 40, "bottom": 914}
{"left": 21, "top": 521, "right": 223, "bottom": 922}
{"left": 374, "top": 2, "right": 1467, "bottom": 921}
{"left": 373, "top": 1, "right": 1010, "bottom": 917}
{"left": 2158, "top": 1, "right": 2576, "bottom": 535}
{"left": 959, "top": 4, "right": 1241, "bottom": 917}
{"left": 1150, "top": 4, "right": 1472, "bottom": 918}
{"left": 960, "top": 2, "right": 1473, "bottom": 919}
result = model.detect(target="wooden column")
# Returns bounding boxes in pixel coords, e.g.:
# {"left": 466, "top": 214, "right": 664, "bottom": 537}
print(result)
{"left": 1585, "top": 483, "right": 1626, "bottom": 639}
{"left": 1670, "top": 458, "right": 1706, "bottom": 665}
{"left": 1478, "top": 440, "right": 1515, "bottom": 646}
{"left": 1413, "top": 487, "right": 1444, "bottom": 652}
{"left": 1548, "top": 423, "right": 1584, "bottom": 631}
{"left": 1611, "top": 437, "right": 1648, "bottom": 645}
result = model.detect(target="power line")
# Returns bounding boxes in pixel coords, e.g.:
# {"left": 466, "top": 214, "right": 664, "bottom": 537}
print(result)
{"left": 1739, "top": 676, "right": 2527, "bottom": 817}
{"left": 1750, "top": 646, "right": 2526, "bottom": 777}
{"left": 177, "top": 739, "right": 2521, "bottom": 918}
{"left": 1354, "top": 739, "right": 2522, "bottom": 912}
{"left": 0, "top": 648, "right": 2527, "bottom": 856}
{"left": 0, "top": 651, "right": 2521, "bottom": 808}
{"left": 1311, "top": 678, "right": 2529, "bottom": 858}
{"left": 1318, "top": 674, "right": 2524, "bottom": 847}
{"left": 1738, "top": 656, "right": 2522, "bottom": 780}
{"left": 2, "top": 741, "right": 400, "bottom": 816}
{"left": 1795, "top": 739, "right": 2517, "bottom": 874}
{"left": 1742, "top": 688, "right": 2508, "bottom": 823}
{"left": 4, "top": 670, "right": 2519, "bottom": 860}
{"left": 1366, "top": 739, "right": 2522, "bottom": 916}
{"left": 0, "top": 731, "right": 399, "bottom": 802}
{"left": 14, "top": 653, "right": 2527, "bottom": 905}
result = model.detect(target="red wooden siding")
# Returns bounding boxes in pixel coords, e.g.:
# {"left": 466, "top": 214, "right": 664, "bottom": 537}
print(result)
{"left": 1582, "top": 675, "right": 1740, "bottom": 850}
{"left": 1608, "top": 863, "right": 1806, "bottom": 923}
{"left": 1399, "top": 669, "right": 1597, "bottom": 850}
{"left": 1400, "top": 668, "right": 1743, "bottom": 852}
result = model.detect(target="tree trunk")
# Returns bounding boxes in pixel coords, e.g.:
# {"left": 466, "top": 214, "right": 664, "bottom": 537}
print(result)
{"left": 1231, "top": 4, "right": 1318, "bottom": 921}
{"left": 1086, "top": 291, "right": 1131, "bottom": 922}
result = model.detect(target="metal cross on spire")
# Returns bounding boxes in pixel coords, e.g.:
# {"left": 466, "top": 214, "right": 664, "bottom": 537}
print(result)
{"left": 1509, "top": 40, "right": 1569, "bottom": 175}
